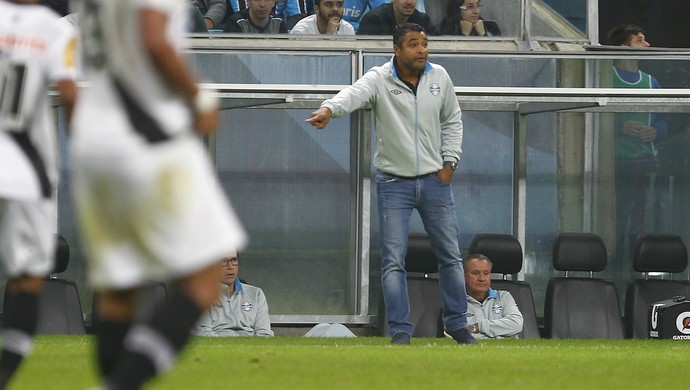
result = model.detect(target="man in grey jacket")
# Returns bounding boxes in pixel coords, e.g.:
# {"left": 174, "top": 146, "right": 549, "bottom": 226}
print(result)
{"left": 462, "top": 254, "right": 523, "bottom": 339}
{"left": 306, "top": 23, "right": 474, "bottom": 346}
{"left": 193, "top": 250, "right": 274, "bottom": 337}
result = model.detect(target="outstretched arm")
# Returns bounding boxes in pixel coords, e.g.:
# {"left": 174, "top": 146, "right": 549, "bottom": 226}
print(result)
{"left": 56, "top": 79, "right": 77, "bottom": 126}
{"left": 306, "top": 70, "right": 378, "bottom": 128}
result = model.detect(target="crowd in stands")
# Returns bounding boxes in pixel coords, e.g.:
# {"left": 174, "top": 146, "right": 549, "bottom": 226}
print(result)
{"left": 188, "top": 0, "right": 502, "bottom": 36}
{"left": 47, "top": 0, "right": 505, "bottom": 37}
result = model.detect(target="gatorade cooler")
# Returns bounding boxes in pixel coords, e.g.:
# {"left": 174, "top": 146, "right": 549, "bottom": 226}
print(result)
{"left": 649, "top": 296, "right": 690, "bottom": 340}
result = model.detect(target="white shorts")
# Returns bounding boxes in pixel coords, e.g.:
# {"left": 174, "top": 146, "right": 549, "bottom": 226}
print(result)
{"left": 72, "top": 136, "right": 247, "bottom": 289}
{"left": 0, "top": 197, "right": 55, "bottom": 277}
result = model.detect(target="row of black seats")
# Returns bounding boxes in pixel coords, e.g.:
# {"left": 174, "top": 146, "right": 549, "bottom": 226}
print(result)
{"left": 8, "top": 232, "right": 690, "bottom": 338}
{"left": 379, "top": 232, "right": 690, "bottom": 339}
{"left": 0, "top": 234, "right": 167, "bottom": 335}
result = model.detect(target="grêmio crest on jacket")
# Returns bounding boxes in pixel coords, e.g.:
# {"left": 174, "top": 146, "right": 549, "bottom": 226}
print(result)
{"left": 429, "top": 83, "right": 441, "bottom": 96}
{"left": 241, "top": 301, "right": 253, "bottom": 312}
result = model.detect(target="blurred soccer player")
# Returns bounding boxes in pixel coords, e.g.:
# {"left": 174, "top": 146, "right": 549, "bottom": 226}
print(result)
{"left": 0, "top": 0, "right": 77, "bottom": 388}
{"left": 71, "top": 0, "right": 246, "bottom": 388}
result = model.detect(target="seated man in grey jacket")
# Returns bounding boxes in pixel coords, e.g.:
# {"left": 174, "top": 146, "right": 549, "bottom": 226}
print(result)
{"left": 193, "top": 250, "right": 274, "bottom": 337}
{"left": 462, "top": 254, "right": 523, "bottom": 339}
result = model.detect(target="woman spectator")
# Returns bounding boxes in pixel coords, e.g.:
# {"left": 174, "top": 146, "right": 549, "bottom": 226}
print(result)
{"left": 440, "top": 0, "right": 501, "bottom": 36}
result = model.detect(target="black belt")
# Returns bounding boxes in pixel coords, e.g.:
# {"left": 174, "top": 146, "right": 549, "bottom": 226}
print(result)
{"left": 379, "top": 170, "right": 437, "bottom": 180}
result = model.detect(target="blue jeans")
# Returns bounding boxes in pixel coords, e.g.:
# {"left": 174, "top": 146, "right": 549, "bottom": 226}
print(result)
{"left": 376, "top": 171, "right": 468, "bottom": 336}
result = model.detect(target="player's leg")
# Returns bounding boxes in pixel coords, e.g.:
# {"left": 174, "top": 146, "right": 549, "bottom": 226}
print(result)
{"left": 94, "top": 288, "right": 140, "bottom": 377}
{"left": 92, "top": 138, "right": 241, "bottom": 388}
{"left": 0, "top": 276, "right": 43, "bottom": 389}
{"left": 104, "top": 263, "right": 221, "bottom": 390}
{"left": 0, "top": 199, "right": 54, "bottom": 388}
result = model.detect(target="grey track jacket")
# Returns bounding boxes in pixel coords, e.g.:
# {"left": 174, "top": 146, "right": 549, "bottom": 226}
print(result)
{"left": 321, "top": 57, "right": 463, "bottom": 178}
{"left": 193, "top": 280, "right": 274, "bottom": 337}
{"left": 467, "top": 288, "right": 524, "bottom": 339}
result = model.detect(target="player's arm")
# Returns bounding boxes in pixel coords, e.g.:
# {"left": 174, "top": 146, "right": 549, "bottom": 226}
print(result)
{"left": 139, "top": 8, "right": 197, "bottom": 101}
{"left": 139, "top": 7, "right": 218, "bottom": 134}
{"left": 56, "top": 79, "right": 77, "bottom": 125}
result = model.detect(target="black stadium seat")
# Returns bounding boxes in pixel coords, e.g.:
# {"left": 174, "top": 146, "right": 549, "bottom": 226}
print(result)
{"left": 544, "top": 233, "right": 625, "bottom": 339}
{"left": 624, "top": 234, "right": 690, "bottom": 339}
{"left": 36, "top": 234, "right": 86, "bottom": 335}
{"left": 379, "top": 234, "right": 443, "bottom": 338}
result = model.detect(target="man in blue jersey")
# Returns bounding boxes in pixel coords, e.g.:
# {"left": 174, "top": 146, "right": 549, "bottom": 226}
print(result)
{"left": 343, "top": 0, "right": 388, "bottom": 31}
{"left": 608, "top": 24, "right": 668, "bottom": 268}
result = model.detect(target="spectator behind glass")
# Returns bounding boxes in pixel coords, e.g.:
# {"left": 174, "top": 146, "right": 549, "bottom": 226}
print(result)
{"left": 608, "top": 24, "right": 668, "bottom": 269}
{"left": 193, "top": 250, "right": 274, "bottom": 337}
{"left": 357, "top": 0, "right": 437, "bottom": 36}
{"left": 460, "top": 254, "right": 523, "bottom": 339}
{"left": 224, "top": 0, "right": 288, "bottom": 33}
{"left": 192, "top": 0, "right": 228, "bottom": 30}
{"left": 440, "top": 0, "right": 501, "bottom": 36}
{"left": 343, "top": 0, "right": 389, "bottom": 32}
{"left": 274, "top": 0, "right": 315, "bottom": 30}
{"left": 190, "top": 4, "right": 210, "bottom": 32}
{"left": 290, "top": 0, "right": 355, "bottom": 35}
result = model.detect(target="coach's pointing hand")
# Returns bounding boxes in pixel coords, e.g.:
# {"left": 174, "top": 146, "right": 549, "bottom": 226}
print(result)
{"left": 306, "top": 107, "right": 333, "bottom": 129}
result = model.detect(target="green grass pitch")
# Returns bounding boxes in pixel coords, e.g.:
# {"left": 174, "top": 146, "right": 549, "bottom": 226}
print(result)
{"left": 11, "top": 336, "right": 689, "bottom": 389}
